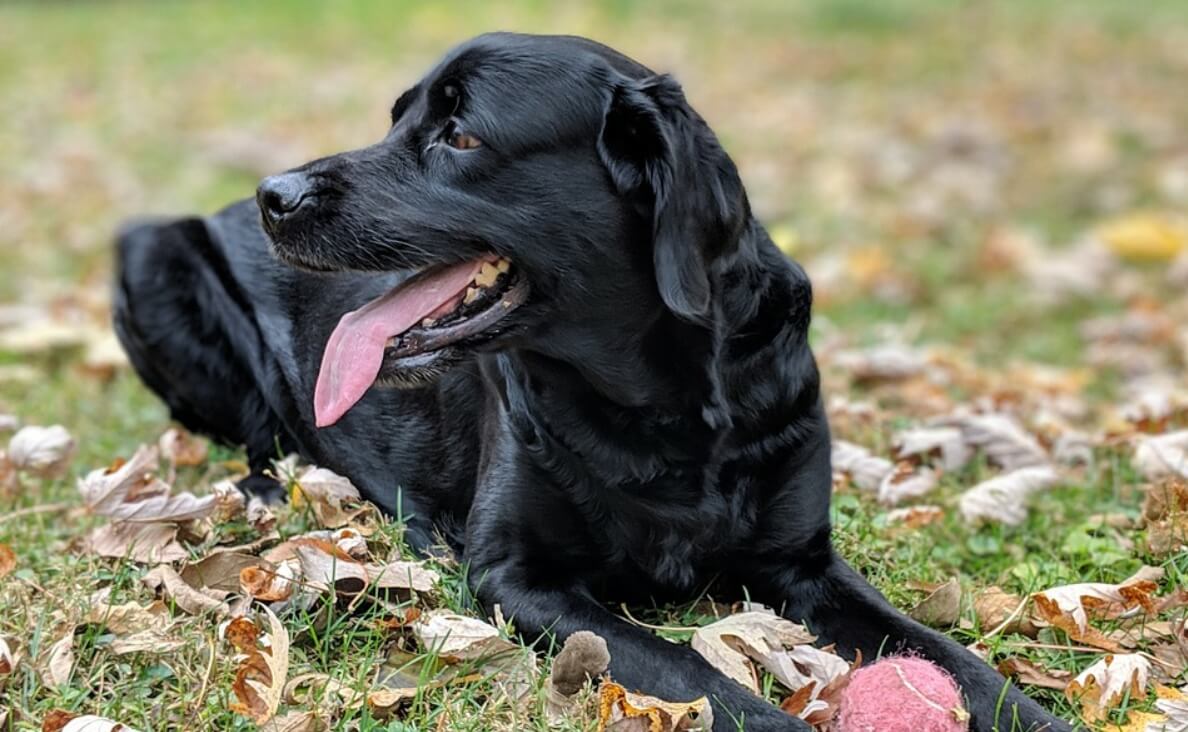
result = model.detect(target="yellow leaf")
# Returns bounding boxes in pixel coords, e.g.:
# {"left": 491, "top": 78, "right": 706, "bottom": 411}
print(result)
{"left": 1099, "top": 213, "right": 1187, "bottom": 262}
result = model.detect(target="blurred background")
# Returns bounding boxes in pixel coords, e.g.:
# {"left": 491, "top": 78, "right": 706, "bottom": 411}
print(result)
{"left": 2, "top": 2, "right": 1188, "bottom": 727}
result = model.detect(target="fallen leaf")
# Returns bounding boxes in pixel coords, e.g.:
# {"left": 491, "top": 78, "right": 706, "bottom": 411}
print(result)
{"left": 0, "top": 543, "right": 15, "bottom": 579}
{"left": 181, "top": 551, "right": 269, "bottom": 594}
{"left": 877, "top": 463, "right": 938, "bottom": 505}
{"left": 885, "top": 505, "right": 945, "bottom": 528}
{"left": 909, "top": 577, "right": 962, "bottom": 627}
{"left": 998, "top": 656, "right": 1072, "bottom": 690}
{"left": 599, "top": 681, "right": 713, "bottom": 731}
{"left": 958, "top": 465, "right": 1061, "bottom": 525}
{"left": 1135, "top": 432, "right": 1188, "bottom": 481}
{"left": 832, "top": 440, "right": 893, "bottom": 492}
{"left": 226, "top": 607, "right": 290, "bottom": 724}
{"left": 1098, "top": 213, "right": 1187, "bottom": 262}
{"left": 0, "top": 635, "right": 18, "bottom": 677}
{"left": 40, "top": 632, "right": 74, "bottom": 690}
{"left": 1148, "top": 686, "right": 1188, "bottom": 731}
{"left": 7, "top": 424, "right": 75, "bottom": 478}
{"left": 291, "top": 466, "right": 373, "bottom": 529}
{"left": 259, "top": 711, "right": 326, "bottom": 732}
{"left": 892, "top": 426, "right": 972, "bottom": 471}
{"left": 933, "top": 413, "right": 1049, "bottom": 471}
{"left": 83, "top": 599, "right": 169, "bottom": 635}
{"left": 411, "top": 609, "right": 538, "bottom": 700}
{"left": 1033, "top": 567, "right": 1163, "bottom": 650}
{"left": 973, "top": 586, "right": 1036, "bottom": 636}
{"left": 77, "top": 445, "right": 214, "bottom": 522}
{"left": 210, "top": 480, "right": 247, "bottom": 522}
{"left": 1143, "top": 479, "right": 1188, "bottom": 557}
{"left": 1066, "top": 653, "right": 1152, "bottom": 723}
{"left": 240, "top": 561, "right": 298, "bottom": 602}
{"left": 143, "top": 564, "right": 229, "bottom": 616}
{"left": 85, "top": 522, "right": 188, "bottom": 563}
{"left": 42, "top": 711, "right": 143, "bottom": 732}
{"left": 158, "top": 427, "right": 208, "bottom": 467}
{"left": 689, "top": 611, "right": 818, "bottom": 694}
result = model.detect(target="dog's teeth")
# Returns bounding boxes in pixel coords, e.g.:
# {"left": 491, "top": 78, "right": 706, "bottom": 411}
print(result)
{"left": 495, "top": 259, "right": 511, "bottom": 274}
{"left": 463, "top": 286, "right": 480, "bottom": 305}
{"left": 420, "top": 317, "right": 436, "bottom": 328}
{"left": 475, "top": 262, "right": 500, "bottom": 288}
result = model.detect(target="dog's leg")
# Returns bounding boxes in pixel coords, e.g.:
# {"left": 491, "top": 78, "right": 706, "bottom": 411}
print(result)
{"left": 469, "top": 568, "right": 808, "bottom": 732}
{"left": 114, "top": 217, "right": 295, "bottom": 501}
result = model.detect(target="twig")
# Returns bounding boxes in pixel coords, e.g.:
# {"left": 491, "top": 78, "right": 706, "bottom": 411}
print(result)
{"left": 618, "top": 604, "right": 696, "bottom": 633}
{"left": 0, "top": 502, "right": 71, "bottom": 525}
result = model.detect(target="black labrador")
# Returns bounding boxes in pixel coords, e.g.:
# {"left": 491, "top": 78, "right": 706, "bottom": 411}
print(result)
{"left": 114, "top": 33, "right": 1072, "bottom": 731}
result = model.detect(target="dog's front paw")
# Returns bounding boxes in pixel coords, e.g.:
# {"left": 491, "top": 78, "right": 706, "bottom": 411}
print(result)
{"left": 236, "top": 473, "right": 287, "bottom": 504}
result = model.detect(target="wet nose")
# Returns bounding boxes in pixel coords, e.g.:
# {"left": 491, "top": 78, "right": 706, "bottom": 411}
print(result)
{"left": 257, "top": 172, "right": 315, "bottom": 222}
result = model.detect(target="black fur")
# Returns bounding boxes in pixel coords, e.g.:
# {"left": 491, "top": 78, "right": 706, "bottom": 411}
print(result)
{"left": 114, "top": 33, "right": 1074, "bottom": 731}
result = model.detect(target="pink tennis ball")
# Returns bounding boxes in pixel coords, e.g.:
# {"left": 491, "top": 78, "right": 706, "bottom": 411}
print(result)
{"left": 836, "top": 656, "right": 969, "bottom": 732}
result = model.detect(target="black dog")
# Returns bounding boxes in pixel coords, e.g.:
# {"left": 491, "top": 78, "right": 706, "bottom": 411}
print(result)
{"left": 114, "top": 33, "right": 1072, "bottom": 731}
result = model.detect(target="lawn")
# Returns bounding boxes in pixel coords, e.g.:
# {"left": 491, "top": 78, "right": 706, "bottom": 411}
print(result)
{"left": 1, "top": 1, "right": 1187, "bottom": 730}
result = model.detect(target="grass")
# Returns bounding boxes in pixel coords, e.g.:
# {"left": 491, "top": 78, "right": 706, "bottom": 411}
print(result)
{"left": 2, "top": 0, "right": 1188, "bottom": 730}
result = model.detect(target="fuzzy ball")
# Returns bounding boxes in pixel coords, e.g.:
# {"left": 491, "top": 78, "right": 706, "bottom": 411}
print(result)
{"left": 550, "top": 631, "right": 611, "bottom": 696}
{"left": 836, "top": 656, "right": 969, "bottom": 732}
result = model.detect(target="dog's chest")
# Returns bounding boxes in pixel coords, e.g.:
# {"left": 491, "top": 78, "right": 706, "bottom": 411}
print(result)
{"left": 586, "top": 471, "right": 761, "bottom": 594}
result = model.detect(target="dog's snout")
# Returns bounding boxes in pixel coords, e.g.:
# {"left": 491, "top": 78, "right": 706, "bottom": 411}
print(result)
{"left": 257, "top": 172, "right": 315, "bottom": 223}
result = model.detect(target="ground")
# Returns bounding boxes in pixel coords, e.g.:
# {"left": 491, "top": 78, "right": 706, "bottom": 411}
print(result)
{"left": 1, "top": 1, "right": 1187, "bottom": 730}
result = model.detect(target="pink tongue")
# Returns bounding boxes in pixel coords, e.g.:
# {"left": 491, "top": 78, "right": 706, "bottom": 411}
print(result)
{"left": 314, "top": 260, "right": 485, "bottom": 427}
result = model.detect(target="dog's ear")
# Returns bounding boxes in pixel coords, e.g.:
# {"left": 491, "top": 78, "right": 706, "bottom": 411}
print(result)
{"left": 598, "top": 74, "right": 748, "bottom": 322}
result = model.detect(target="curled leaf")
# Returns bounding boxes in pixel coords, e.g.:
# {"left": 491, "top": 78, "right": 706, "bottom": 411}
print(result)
{"left": 1066, "top": 653, "right": 1151, "bottom": 723}
{"left": 599, "top": 681, "right": 713, "bottom": 732}
{"left": 958, "top": 465, "right": 1060, "bottom": 526}
{"left": 225, "top": 607, "right": 290, "bottom": 724}
{"left": 7, "top": 424, "right": 75, "bottom": 478}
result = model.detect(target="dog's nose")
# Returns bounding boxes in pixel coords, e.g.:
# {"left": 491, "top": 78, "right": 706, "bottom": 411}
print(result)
{"left": 257, "top": 172, "right": 315, "bottom": 222}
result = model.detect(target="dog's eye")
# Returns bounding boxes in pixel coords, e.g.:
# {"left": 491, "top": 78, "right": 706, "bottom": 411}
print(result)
{"left": 444, "top": 120, "right": 482, "bottom": 151}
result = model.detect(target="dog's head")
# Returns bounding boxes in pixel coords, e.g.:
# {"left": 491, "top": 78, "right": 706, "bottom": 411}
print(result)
{"left": 257, "top": 33, "right": 749, "bottom": 427}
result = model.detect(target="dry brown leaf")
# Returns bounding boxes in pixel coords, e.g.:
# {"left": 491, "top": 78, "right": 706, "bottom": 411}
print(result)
{"left": 973, "top": 586, "right": 1036, "bottom": 636}
{"left": 42, "top": 712, "right": 143, "bottom": 732}
{"left": 877, "top": 463, "right": 938, "bottom": 505}
{"left": 7, "top": 424, "right": 75, "bottom": 478}
{"left": 158, "top": 427, "right": 208, "bottom": 467}
{"left": 1135, "top": 432, "right": 1188, "bottom": 481}
{"left": 0, "top": 635, "right": 18, "bottom": 677}
{"left": 833, "top": 343, "right": 929, "bottom": 383}
{"left": 85, "top": 522, "right": 188, "bottom": 564}
{"left": 885, "top": 505, "right": 945, "bottom": 528}
{"left": 83, "top": 599, "right": 169, "bottom": 636}
{"left": 934, "top": 413, "right": 1049, "bottom": 471}
{"left": 689, "top": 611, "right": 818, "bottom": 694}
{"left": 366, "top": 560, "right": 440, "bottom": 593}
{"left": 40, "top": 631, "right": 74, "bottom": 690}
{"left": 0, "top": 542, "right": 15, "bottom": 579}
{"left": 77, "top": 445, "right": 214, "bottom": 523}
{"left": 411, "top": 609, "right": 538, "bottom": 700}
{"left": 958, "top": 465, "right": 1060, "bottom": 525}
{"left": 831, "top": 440, "right": 893, "bottom": 492}
{"left": 181, "top": 551, "right": 269, "bottom": 594}
{"left": 109, "top": 630, "right": 186, "bottom": 655}
{"left": 998, "top": 656, "right": 1072, "bottom": 690}
{"left": 892, "top": 426, "right": 972, "bottom": 471}
{"left": 291, "top": 466, "right": 374, "bottom": 529}
{"left": 1066, "top": 653, "right": 1152, "bottom": 723}
{"left": 259, "top": 711, "right": 326, "bottom": 732}
{"left": 909, "top": 577, "right": 962, "bottom": 627}
{"left": 247, "top": 495, "right": 278, "bottom": 532}
{"left": 240, "top": 561, "right": 298, "bottom": 602}
{"left": 210, "top": 480, "right": 247, "bottom": 523}
{"left": 143, "top": 564, "right": 229, "bottom": 617}
{"left": 1149, "top": 686, "right": 1188, "bottom": 731}
{"left": 226, "top": 606, "right": 290, "bottom": 724}
{"left": 1143, "top": 479, "right": 1188, "bottom": 557}
{"left": 599, "top": 681, "right": 713, "bottom": 731}
{"left": 1033, "top": 567, "right": 1163, "bottom": 650}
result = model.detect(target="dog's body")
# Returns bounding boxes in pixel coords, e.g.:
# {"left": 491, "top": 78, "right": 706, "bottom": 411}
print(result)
{"left": 115, "top": 33, "right": 1072, "bottom": 731}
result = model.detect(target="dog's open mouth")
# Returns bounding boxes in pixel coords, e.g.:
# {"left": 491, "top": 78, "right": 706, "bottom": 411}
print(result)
{"left": 314, "top": 255, "right": 527, "bottom": 427}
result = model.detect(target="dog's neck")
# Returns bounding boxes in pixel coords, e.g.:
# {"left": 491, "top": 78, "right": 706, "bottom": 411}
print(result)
{"left": 496, "top": 220, "right": 820, "bottom": 471}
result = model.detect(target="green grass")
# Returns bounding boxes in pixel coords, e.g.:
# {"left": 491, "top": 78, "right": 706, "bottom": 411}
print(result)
{"left": 3, "top": 1, "right": 1188, "bottom": 730}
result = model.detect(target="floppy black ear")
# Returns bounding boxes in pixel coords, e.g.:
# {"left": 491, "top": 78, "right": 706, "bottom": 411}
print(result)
{"left": 598, "top": 74, "right": 749, "bottom": 322}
